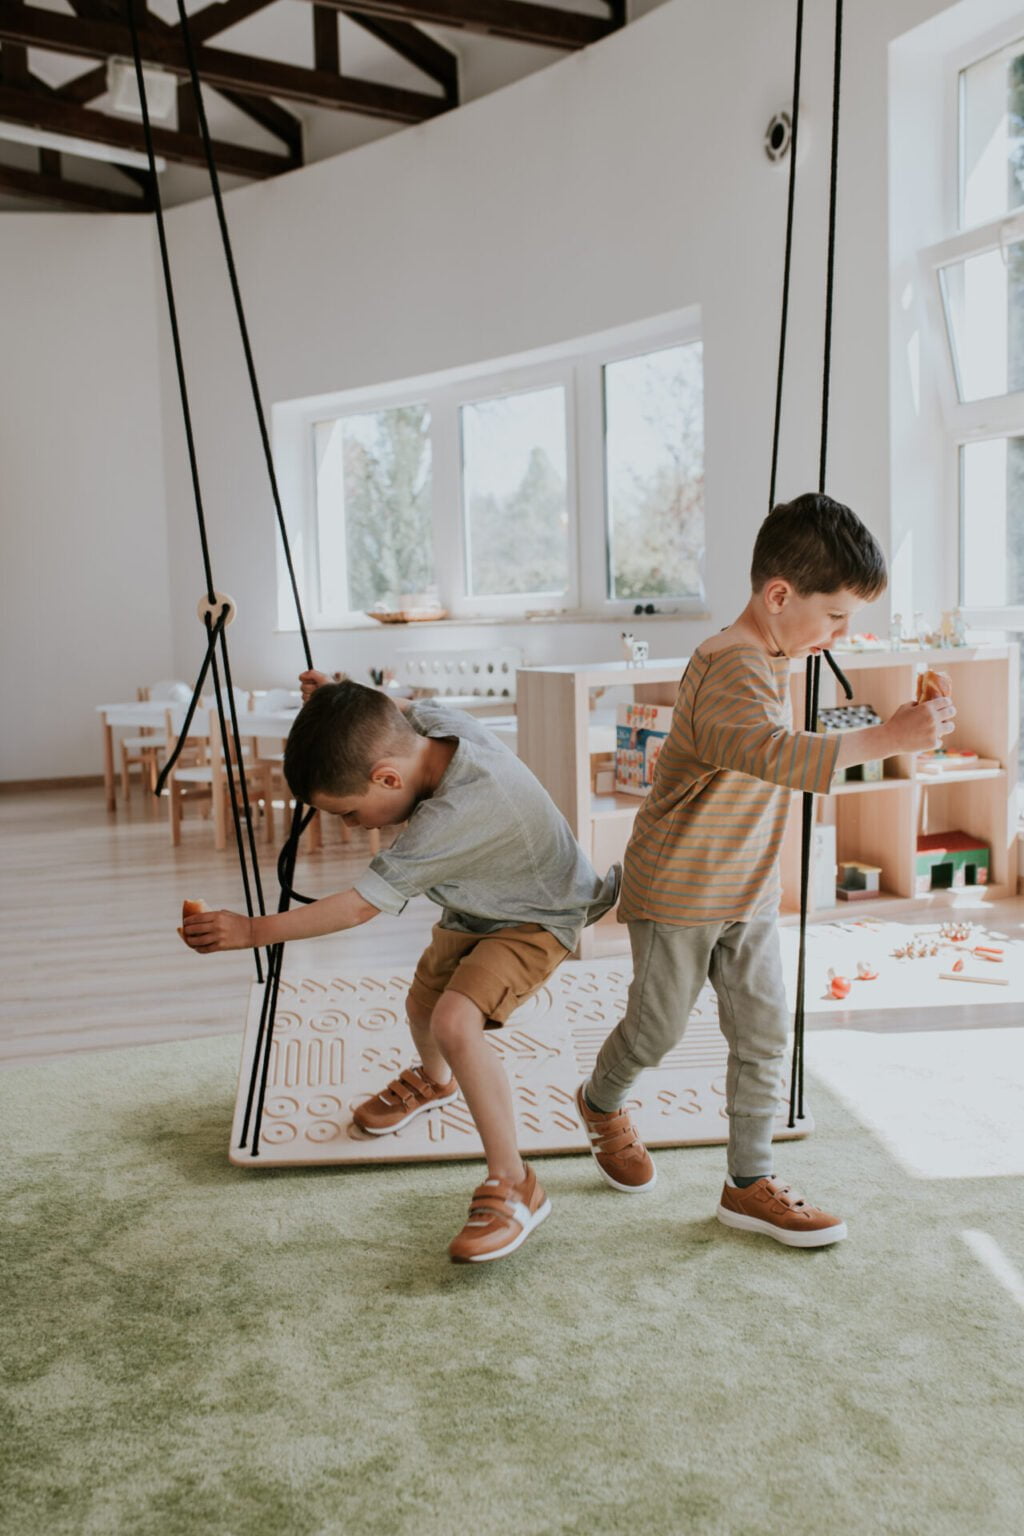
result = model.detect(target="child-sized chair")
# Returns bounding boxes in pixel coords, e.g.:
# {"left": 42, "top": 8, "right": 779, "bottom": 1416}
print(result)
{"left": 120, "top": 680, "right": 192, "bottom": 804}
{"left": 166, "top": 703, "right": 274, "bottom": 850}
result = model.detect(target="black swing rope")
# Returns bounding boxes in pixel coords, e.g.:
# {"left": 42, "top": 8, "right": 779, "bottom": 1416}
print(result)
{"left": 772, "top": 0, "right": 854, "bottom": 1129}
{"left": 126, "top": 0, "right": 323, "bottom": 1156}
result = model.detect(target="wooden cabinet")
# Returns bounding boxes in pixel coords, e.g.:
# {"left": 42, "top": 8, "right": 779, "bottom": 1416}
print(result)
{"left": 517, "top": 646, "right": 1019, "bottom": 957}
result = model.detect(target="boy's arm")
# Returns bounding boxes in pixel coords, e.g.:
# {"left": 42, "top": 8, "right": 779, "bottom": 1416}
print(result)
{"left": 693, "top": 662, "right": 840, "bottom": 794}
{"left": 182, "top": 888, "right": 380, "bottom": 953}
{"left": 834, "top": 697, "right": 956, "bottom": 770}
{"left": 694, "top": 658, "right": 957, "bottom": 792}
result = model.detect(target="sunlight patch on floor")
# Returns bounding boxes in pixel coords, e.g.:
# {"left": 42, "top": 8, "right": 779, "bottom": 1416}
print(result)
{"left": 808, "top": 1027, "right": 1024, "bottom": 1178}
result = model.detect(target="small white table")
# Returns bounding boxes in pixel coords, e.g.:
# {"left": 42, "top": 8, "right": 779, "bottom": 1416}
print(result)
{"left": 96, "top": 703, "right": 302, "bottom": 811}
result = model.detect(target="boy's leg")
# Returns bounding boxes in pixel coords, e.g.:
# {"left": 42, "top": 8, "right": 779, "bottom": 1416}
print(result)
{"left": 710, "top": 917, "right": 846, "bottom": 1247}
{"left": 706, "top": 916, "right": 789, "bottom": 1181}
{"left": 405, "top": 996, "right": 453, "bottom": 1088}
{"left": 587, "top": 920, "right": 719, "bottom": 1109}
{"left": 579, "top": 920, "right": 718, "bottom": 1191}
{"left": 431, "top": 990, "right": 550, "bottom": 1262}
{"left": 351, "top": 927, "right": 466, "bottom": 1135}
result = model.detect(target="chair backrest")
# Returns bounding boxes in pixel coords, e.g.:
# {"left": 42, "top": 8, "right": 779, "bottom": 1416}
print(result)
{"left": 393, "top": 646, "right": 521, "bottom": 701}
{"left": 148, "top": 679, "right": 193, "bottom": 703}
{"left": 259, "top": 688, "right": 299, "bottom": 712}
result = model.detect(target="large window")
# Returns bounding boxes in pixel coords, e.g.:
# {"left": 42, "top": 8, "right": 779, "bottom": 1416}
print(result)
{"left": 280, "top": 313, "right": 705, "bottom": 627}
{"left": 604, "top": 343, "right": 704, "bottom": 602}
{"left": 313, "top": 405, "right": 434, "bottom": 616}
{"left": 461, "top": 386, "right": 571, "bottom": 602}
{"left": 919, "top": 30, "right": 1024, "bottom": 619}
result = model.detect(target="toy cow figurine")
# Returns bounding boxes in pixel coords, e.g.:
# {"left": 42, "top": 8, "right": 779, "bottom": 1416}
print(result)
{"left": 621, "top": 632, "right": 649, "bottom": 666}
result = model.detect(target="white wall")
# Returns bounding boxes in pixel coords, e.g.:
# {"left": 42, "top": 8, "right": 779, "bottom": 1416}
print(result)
{"left": 154, "top": 0, "right": 957, "bottom": 698}
{"left": 0, "top": 216, "right": 174, "bottom": 780}
{"left": 1, "top": 0, "right": 1006, "bottom": 777}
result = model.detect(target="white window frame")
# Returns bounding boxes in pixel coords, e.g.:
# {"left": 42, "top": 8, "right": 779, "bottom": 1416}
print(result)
{"left": 917, "top": 22, "right": 1024, "bottom": 623}
{"left": 272, "top": 308, "right": 705, "bottom": 630}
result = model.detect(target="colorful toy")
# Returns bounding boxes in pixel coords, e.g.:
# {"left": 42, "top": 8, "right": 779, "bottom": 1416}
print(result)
{"left": 915, "top": 831, "right": 989, "bottom": 894}
{"left": 837, "top": 861, "right": 882, "bottom": 900}
{"left": 818, "top": 704, "right": 884, "bottom": 782}
{"left": 827, "top": 969, "right": 852, "bottom": 1000}
{"left": 939, "top": 920, "right": 974, "bottom": 943}
{"left": 615, "top": 702, "right": 672, "bottom": 796}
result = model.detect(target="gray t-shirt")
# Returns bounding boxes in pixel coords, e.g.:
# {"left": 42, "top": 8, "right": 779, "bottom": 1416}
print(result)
{"left": 353, "top": 700, "right": 619, "bottom": 952}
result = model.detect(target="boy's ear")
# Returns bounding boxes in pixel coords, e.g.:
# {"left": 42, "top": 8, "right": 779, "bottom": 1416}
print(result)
{"left": 762, "top": 578, "right": 793, "bottom": 614}
{"left": 369, "top": 761, "right": 404, "bottom": 791}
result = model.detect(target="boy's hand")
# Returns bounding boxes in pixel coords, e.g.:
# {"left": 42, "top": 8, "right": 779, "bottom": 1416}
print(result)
{"left": 885, "top": 697, "right": 957, "bottom": 754}
{"left": 181, "top": 907, "right": 254, "bottom": 953}
{"left": 299, "top": 669, "right": 330, "bottom": 702}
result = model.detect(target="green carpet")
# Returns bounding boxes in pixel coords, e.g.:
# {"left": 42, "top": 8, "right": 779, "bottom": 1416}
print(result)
{"left": 2, "top": 1034, "right": 1023, "bottom": 1536}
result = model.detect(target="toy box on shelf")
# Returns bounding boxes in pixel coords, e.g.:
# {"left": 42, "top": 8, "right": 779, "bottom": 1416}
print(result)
{"left": 614, "top": 702, "right": 673, "bottom": 796}
{"left": 915, "top": 832, "right": 989, "bottom": 894}
{"left": 818, "top": 703, "right": 884, "bottom": 782}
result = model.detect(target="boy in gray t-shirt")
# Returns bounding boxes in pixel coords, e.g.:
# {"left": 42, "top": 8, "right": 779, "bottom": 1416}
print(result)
{"left": 182, "top": 677, "right": 618, "bottom": 1265}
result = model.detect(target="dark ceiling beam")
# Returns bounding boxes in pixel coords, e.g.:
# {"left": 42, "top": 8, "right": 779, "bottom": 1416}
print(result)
{"left": 0, "top": 83, "right": 289, "bottom": 176}
{"left": 0, "top": 5, "right": 447, "bottom": 122}
{"left": 297, "top": 0, "right": 617, "bottom": 50}
{"left": 345, "top": 11, "right": 457, "bottom": 100}
{"left": 313, "top": 5, "right": 340, "bottom": 73}
{"left": 58, "top": 0, "right": 302, "bottom": 160}
{"left": 0, "top": 159, "right": 151, "bottom": 210}
{"left": 187, "top": 0, "right": 280, "bottom": 46}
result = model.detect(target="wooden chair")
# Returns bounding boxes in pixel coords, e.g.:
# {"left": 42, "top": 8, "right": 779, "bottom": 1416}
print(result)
{"left": 166, "top": 704, "right": 274, "bottom": 849}
{"left": 120, "top": 680, "right": 191, "bottom": 803}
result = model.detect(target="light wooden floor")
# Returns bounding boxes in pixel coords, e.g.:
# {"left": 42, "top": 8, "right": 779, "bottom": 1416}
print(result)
{"left": 3, "top": 785, "right": 1023, "bottom": 1067}
{"left": 1, "top": 785, "right": 435, "bottom": 1066}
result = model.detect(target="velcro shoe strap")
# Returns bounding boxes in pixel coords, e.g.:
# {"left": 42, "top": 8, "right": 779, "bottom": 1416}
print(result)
{"left": 592, "top": 1124, "right": 638, "bottom": 1155}
{"left": 388, "top": 1070, "right": 428, "bottom": 1103}
{"left": 467, "top": 1181, "right": 519, "bottom": 1218}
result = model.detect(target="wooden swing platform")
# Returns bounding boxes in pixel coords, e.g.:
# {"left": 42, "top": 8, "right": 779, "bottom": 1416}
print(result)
{"left": 230, "top": 958, "right": 812, "bottom": 1166}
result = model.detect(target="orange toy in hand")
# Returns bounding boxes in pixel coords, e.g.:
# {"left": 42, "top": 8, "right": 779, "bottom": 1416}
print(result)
{"left": 177, "top": 897, "right": 208, "bottom": 941}
{"left": 915, "top": 668, "right": 953, "bottom": 704}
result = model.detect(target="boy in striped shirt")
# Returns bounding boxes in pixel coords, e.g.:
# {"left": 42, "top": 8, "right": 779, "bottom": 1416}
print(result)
{"left": 576, "top": 494, "right": 956, "bottom": 1246}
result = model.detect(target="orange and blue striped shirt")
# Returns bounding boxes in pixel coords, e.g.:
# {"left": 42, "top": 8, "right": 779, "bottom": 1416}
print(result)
{"left": 619, "top": 643, "right": 839, "bottom": 927}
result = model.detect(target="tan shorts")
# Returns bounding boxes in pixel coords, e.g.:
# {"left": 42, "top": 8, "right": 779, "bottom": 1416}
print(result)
{"left": 409, "top": 922, "right": 568, "bottom": 1028}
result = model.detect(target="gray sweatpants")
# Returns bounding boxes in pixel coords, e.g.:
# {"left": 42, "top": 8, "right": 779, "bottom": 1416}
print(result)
{"left": 587, "top": 916, "right": 790, "bottom": 1178}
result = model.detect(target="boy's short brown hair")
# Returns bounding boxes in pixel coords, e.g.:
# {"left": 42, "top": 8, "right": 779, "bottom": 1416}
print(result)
{"left": 284, "top": 681, "right": 417, "bottom": 802}
{"left": 751, "top": 493, "right": 887, "bottom": 600}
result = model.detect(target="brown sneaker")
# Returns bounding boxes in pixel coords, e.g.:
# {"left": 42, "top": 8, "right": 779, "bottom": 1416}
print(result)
{"left": 351, "top": 1066, "right": 458, "bottom": 1135}
{"left": 448, "top": 1164, "right": 551, "bottom": 1263}
{"left": 575, "top": 1083, "right": 656, "bottom": 1192}
{"left": 716, "top": 1178, "right": 847, "bottom": 1248}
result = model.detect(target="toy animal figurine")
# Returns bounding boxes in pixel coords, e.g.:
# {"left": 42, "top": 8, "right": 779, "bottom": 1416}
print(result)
{"left": 621, "top": 632, "right": 649, "bottom": 666}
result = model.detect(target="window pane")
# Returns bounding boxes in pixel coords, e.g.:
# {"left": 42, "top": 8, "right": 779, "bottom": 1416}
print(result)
{"left": 314, "top": 405, "right": 433, "bottom": 613}
{"left": 461, "top": 387, "right": 569, "bottom": 597}
{"left": 939, "top": 239, "right": 1024, "bottom": 401}
{"left": 960, "top": 38, "right": 1024, "bottom": 227}
{"left": 604, "top": 343, "right": 705, "bottom": 601}
{"left": 960, "top": 436, "right": 1024, "bottom": 606}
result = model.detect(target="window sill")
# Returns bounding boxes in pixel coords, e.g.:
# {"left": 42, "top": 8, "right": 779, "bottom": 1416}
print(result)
{"left": 277, "top": 609, "right": 710, "bottom": 635}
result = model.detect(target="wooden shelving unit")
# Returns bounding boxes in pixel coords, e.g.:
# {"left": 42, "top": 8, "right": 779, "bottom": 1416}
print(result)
{"left": 517, "top": 646, "right": 1020, "bottom": 956}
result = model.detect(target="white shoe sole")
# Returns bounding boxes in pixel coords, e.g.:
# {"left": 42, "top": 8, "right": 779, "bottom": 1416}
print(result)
{"left": 459, "top": 1198, "right": 552, "bottom": 1263}
{"left": 592, "top": 1159, "right": 657, "bottom": 1194}
{"left": 354, "top": 1089, "right": 458, "bottom": 1136}
{"left": 716, "top": 1205, "right": 848, "bottom": 1248}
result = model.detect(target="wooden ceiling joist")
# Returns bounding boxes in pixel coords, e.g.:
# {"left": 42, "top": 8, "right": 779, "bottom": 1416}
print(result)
{"left": 0, "top": 4, "right": 447, "bottom": 122}
{"left": 0, "top": 159, "right": 151, "bottom": 210}
{"left": 344, "top": 12, "right": 458, "bottom": 99}
{"left": 56, "top": 0, "right": 302, "bottom": 160}
{"left": 314, "top": 0, "right": 618, "bottom": 50}
{"left": 0, "top": 81, "right": 290, "bottom": 176}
